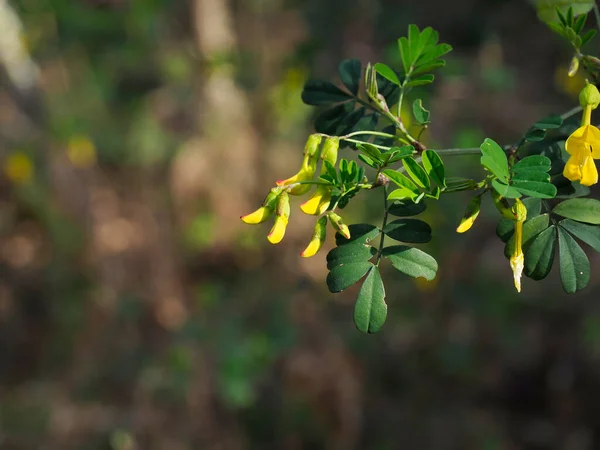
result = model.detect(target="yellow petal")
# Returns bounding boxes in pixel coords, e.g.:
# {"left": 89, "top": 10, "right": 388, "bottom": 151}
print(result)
{"left": 267, "top": 216, "right": 288, "bottom": 244}
{"left": 563, "top": 154, "right": 582, "bottom": 182}
{"left": 565, "top": 126, "right": 587, "bottom": 155}
{"left": 300, "top": 187, "right": 331, "bottom": 215}
{"left": 510, "top": 252, "right": 524, "bottom": 293}
{"left": 580, "top": 152, "right": 599, "bottom": 186}
{"left": 301, "top": 238, "right": 322, "bottom": 257}
{"left": 586, "top": 125, "right": 600, "bottom": 158}
{"left": 241, "top": 206, "right": 273, "bottom": 224}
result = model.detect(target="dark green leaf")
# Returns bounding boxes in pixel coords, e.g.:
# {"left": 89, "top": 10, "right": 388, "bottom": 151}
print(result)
{"left": 327, "top": 242, "right": 377, "bottom": 270}
{"left": 326, "top": 261, "right": 373, "bottom": 293}
{"left": 338, "top": 59, "right": 361, "bottom": 96}
{"left": 505, "top": 214, "right": 550, "bottom": 258}
{"left": 525, "top": 225, "right": 556, "bottom": 280}
{"left": 480, "top": 138, "right": 509, "bottom": 182}
{"left": 302, "top": 80, "right": 353, "bottom": 106}
{"left": 553, "top": 198, "right": 600, "bottom": 224}
{"left": 353, "top": 266, "right": 387, "bottom": 333}
{"left": 497, "top": 219, "right": 514, "bottom": 242}
{"left": 524, "top": 128, "right": 546, "bottom": 142}
{"left": 559, "top": 219, "right": 600, "bottom": 252}
{"left": 314, "top": 104, "right": 347, "bottom": 134}
{"left": 402, "top": 158, "right": 430, "bottom": 190}
{"left": 335, "top": 223, "right": 381, "bottom": 246}
{"left": 383, "top": 218, "right": 432, "bottom": 243}
{"left": 582, "top": 29, "right": 597, "bottom": 46}
{"left": 557, "top": 227, "right": 590, "bottom": 293}
{"left": 535, "top": 2, "right": 593, "bottom": 24}
{"left": 388, "top": 199, "right": 427, "bottom": 217}
{"left": 357, "top": 143, "right": 384, "bottom": 163}
{"left": 382, "top": 245, "right": 438, "bottom": 280}
{"left": 412, "top": 99, "right": 430, "bottom": 124}
{"left": 422, "top": 149, "right": 446, "bottom": 187}
{"left": 358, "top": 154, "right": 377, "bottom": 168}
{"left": 512, "top": 180, "right": 557, "bottom": 198}
{"left": 444, "top": 177, "right": 478, "bottom": 192}
{"left": 574, "top": 12, "right": 587, "bottom": 34}
{"left": 534, "top": 115, "right": 563, "bottom": 129}
{"left": 524, "top": 197, "right": 543, "bottom": 217}
{"left": 386, "top": 145, "right": 415, "bottom": 163}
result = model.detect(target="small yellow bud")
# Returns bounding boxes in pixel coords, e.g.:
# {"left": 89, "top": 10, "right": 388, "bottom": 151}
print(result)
{"left": 328, "top": 212, "right": 351, "bottom": 239}
{"left": 301, "top": 216, "right": 328, "bottom": 258}
{"left": 456, "top": 194, "right": 482, "bottom": 233}
{"left": 509, "top": 199, "right": 527, "bottom": 293}
{"left": 579, "top": 80, "right": 600, "bottom": 110}
{"left": 267, "top": 191, "right": 290, "bottom": 244}
{"left": 568, "top": 56, "right": 580, "bottom": 77}
{"left": 320, "top": 137, "right": 340, "bottom": 166}
{"left": 240, "top": 187, "right": 281, "bottom": 224}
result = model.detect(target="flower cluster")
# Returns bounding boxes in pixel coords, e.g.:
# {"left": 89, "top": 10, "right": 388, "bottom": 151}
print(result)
{"left": 241, "top": 135, "right": 351, "bottom": 257}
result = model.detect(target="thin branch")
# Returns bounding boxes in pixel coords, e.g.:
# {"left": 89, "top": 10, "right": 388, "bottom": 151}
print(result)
{"left": 375, "top": 184, "right": 389, "bottom": 266}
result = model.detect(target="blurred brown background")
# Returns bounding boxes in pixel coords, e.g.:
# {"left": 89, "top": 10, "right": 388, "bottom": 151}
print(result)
{"left": 1, "top": 0, "right": 600, "bottom": 449}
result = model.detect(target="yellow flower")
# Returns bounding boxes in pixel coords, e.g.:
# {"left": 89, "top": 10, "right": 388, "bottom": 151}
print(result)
{"left": 4, "top": 151, "right": 33, "bottom": 185}
{"left": 563, "top": 82, "right": 600, "bottom": 186}
{"left": 267, "top": 191, "right": 290, "bottom": 244}
{"left": 563, "top": 122, "right": 600, "bottom": 186}
{"left": 300, "top": 185, "right": 332, "bottom": 215}
{"left": 240, "top": 188, "right": 281, "bottom": 224}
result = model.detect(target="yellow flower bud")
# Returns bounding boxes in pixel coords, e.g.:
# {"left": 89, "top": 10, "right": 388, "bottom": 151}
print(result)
{"left": 568, "top": 56, "right": 580, "bottom": 78}
{"left": 328, "top": 212, "right": 350, "bottom": 239}
{"left": 267, "top": 191, "right": 290, "bottom": 244}
{"left": 320, "top": 137, "right": 340, "bottom": 166}
{"left": 240, "top": 187, "right": 281, "bottom": 224}
{"left": 579, "top": 80, "right": 600, "bottom": 110}
{"left": 301, "top": 216, "right": 328, "bottom": 258}
{"left": 300, "top": 185, "right": 332, "bottom": 215}
{"left": 456, "top": 194, "right": 482, "bottom": 233}
{"left": 276, "top": 134, "right": 323, "bottom": 195}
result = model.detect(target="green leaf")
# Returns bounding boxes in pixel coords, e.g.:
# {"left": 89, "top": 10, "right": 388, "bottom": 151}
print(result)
{"left": 398, "top": 37, "right": 412, "bottom": 73}
{"left": 524, "top": 128, "right": 546, "bottom": 142}
{"left": 405, "top": 74, "right": 434, "bottom": 87}
{"left": 335, "top": 224, "right": 380, "bottom": 246}
{"left": 416, "top": 43, "right": 452, "bottom": 66}
{"left": 357, "top": 143, "right": 384, "bottom": 163}
{"left": 402, "top": 158, "right": 430, "bottom": 190}
{"left": 534, "top": 0, "right": 594, "bottom": 24}
{"left": 524, "top": 197, "right": 543, "bottom": 217}
{"left": 492, "top": 180, "right": 521, "bottom": 198}
{"left": 512, "top": 180, "right": 557, "bottom": 198}
{"left": 557, "top": 226, "right": 590, "bottom": 293}
{"left": 533, "top": 114, "right": 563, "bottom": 129}
{"left": 358, "top": 154, "right": 377, "bottom": 168}
{"left": 383, "top": 218, "right": 432, "bottom": 243}
{"left": 553, "top": 198, "right": 600, "bottom": 224}
{"left": 444, "top": 177, "right": 478, "bottom": 192}
{"left": 301, "top": 80, "right": 353, "bottom": 106}
{"left": 513, "top": 155, "right": 552, "bottom": 173}
{"left": 326, "top": 261, "right": 373, "bottom": 293}
{"left": 480, "top": 138, "right": 509, "bottom": 182}
{"left": 338, "top": 59, "right": 361, "bottom": 96}
{"left": 374, "top": 63, "right": 401, "bottom": 86}
{"left": 388, "top": 199, "right": 427, "bottom": 217}
{"left": 326, "top": 242, "right": 377, "bottom": 270}
{"left": 574, "top": 12, "right": 587, "bottom": 34}
{"left": 421, "top": 149, "right": 446, "bottom": 187}
{"left": 388, "top": 187, "right": 419, "bottom": 201}
{"left": 382, "top": 245, "right": 438, "bottom": 280}
{"left": 559, "top": 219, "right": 600, "bottom": 252}
{"left": 505, "top": 214, "right": 550, "bottom": 258}
{"left": 353, "top": 266, "right": 387, "bottom": 334}
{"left": 581, "top": 29, "right": 597, "bottom": 46}
{"left": 525, "top": 225, "right": 557, "bottom": 280}
{"left": 412, "top": 99, "right": 430, "bottom": 124}
{"left": 412, "top": 59, "right": 446, "bottom": 76}
{"left": 512, "top": 172, "right": 551, "bottom": 183}
{"left": 386, "top": 146, "right": 415, "bottom": 163}
{"left": 383, "top": 169, "right": 420, "bottom": 194}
